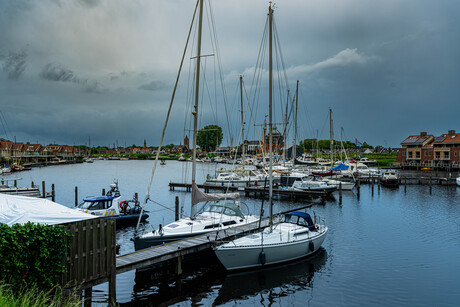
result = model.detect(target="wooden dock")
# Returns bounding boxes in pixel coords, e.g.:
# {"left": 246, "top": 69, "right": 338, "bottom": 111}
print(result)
{"left": 116, "top": 219, "right": 269, "bottom": 274}
{"left": 169, "top": 182, "right": 240, "bottom": 192}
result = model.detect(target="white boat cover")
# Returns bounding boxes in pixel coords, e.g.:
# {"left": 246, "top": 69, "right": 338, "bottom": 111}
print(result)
{"left": 0, "top": 193, "right": 97, "bottom": 226}
{"left": 191, "top": 182, "right": 239, "bottom": 206}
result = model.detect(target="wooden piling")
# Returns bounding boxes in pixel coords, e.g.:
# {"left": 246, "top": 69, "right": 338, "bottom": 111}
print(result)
{"left": 339, "top": 182, "right": 342, "bottom": 204}
{"left": 42, "top": 181, "right": 46, "bottom": 198}
{"left": 51, "top": 184, "right": 55, "bottom": 202}
{"left": 404, "top": 178, "right": 407, "bottom": 192}
{"left": 102, "top": 188, "right": 105, "bottom": 196}
{"left": 14, "top": 180, "right": 17, "bottom": 187}
{"left": 83, "top": 288, "right": 92, "bottom": 307}
{"left": 31, "top": 181, "right": 34, "bottom": 188}
{"left": 357, "top": 178, "right": 360, "bottom": 199}
{"left": 175, "top": 196, "right": 179, "bottom": 221}
{"left": 75, "top": 186, "right": 78, "bottom": 207}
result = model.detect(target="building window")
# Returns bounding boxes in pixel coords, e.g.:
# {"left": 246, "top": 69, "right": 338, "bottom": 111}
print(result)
{"left": 424, "top": 152, "right": 427, "bottom": 157}
{"left": 429, "top": 152, "right": 431, "bottom": 156}
{"left": 408, "top": 152, "right": 413, "bottom": 159}
{"left": 416, "top": 152, "right": 420, "bottom": 159}
{"left": 443, "top": 152, "right": 449, "bottom": 159}
{"left": 455, "top": 151, "right": 457, "bottom": 157}
{"left": 435, "top": 152, "right": 440, "bottom": 159}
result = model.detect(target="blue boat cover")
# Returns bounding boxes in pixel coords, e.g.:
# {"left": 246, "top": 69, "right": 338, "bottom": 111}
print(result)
{"left": 332, "top": 163, "right": 349, "bottom": 171}
{"left": 286, "top": 211, "right": 316, "bottom": 231}
{"left": 83, "top": 196, "right": 117, "bottom": 202}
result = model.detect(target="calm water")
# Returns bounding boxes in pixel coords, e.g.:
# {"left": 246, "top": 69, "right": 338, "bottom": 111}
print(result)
{"left": 10, "top": 160, "right": 460, "bottom": 306}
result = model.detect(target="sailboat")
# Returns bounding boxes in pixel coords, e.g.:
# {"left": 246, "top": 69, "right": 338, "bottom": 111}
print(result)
{"left": 214, "top": 4, "right": 328, "bottom": 271}
{"left": 133, "top": 0, "right": 258, "bottom": 251}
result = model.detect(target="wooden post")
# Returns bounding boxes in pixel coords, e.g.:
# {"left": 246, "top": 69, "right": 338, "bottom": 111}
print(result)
{"left": 175, "top": 196, "right": 180, "bottom": 221}
{"left": 404, "top": 178, "right": 407, "bottom": 192}
{"left": 357, "top": 178, "right": 360, "bottom": 199}
{"left": 378, "top": 179, "right": 380, "bottom": 194}
{"left": 1, "top": 179, "right": 3, "bottom": 185}
{"left": 429, "top": 175, "right": 432, "bottom": 194}
{"left": 83, "top": 288, "right": 92, "bottom": 307}
{"left": 108, "top": 219, "right": 116, "bottom": 305}
{"left": 339, "top": 182, "right": 342, "bottom": 204}
{"left": 102, "top": 188, "right": 105, "bottom": 196}
{"left": 14, "top": 180, "right": 17, "bottom": 187}
{"left": 176, "top": 253, "right": 183, "bottom": 276}
{"left": 75, "top": 186, "right": 78, "bottom": 207}
{"left": 51, "top": 184, "right": 55, "bottom": 202}
{"left": 42, "top": 181, "right": 46, "bottom": 198}
{"left": 31, "top": 181, "right": 34, "bottom": 188}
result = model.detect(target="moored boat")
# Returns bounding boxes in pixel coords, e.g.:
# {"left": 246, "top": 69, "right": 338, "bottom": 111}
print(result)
{"left": 77, "top": 180, "right": 148, "bottom": 228}
{"left": 379, "top": 170, "right": 400, "bottom": 188}
{"left": 215, "top": 212, "right": 327, "bottom": 271}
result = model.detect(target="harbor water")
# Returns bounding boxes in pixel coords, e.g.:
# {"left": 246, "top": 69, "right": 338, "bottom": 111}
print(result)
{"left": 11, "top": 160, "right": 460, "bottom": 306}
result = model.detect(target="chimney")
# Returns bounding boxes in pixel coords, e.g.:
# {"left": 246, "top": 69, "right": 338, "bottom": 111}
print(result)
{"left": 448, "top": 130, "right": 455, "bottom": 135}
{"left": 420, "top": 132, "right": 427, "bottom": 137}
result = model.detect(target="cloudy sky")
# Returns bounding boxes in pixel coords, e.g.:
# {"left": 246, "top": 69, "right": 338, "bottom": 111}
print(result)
{"left": 1, "top": 0, "right": 459, "bottom": 148}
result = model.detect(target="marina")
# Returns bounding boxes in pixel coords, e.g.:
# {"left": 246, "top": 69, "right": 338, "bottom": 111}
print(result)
{"left": 3, "top": 159, "right": 458, "bottom": 306}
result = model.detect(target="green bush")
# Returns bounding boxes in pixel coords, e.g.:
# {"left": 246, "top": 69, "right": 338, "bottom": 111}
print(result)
{"left": 0, "top": 223, "right": 72, "bottom": 291}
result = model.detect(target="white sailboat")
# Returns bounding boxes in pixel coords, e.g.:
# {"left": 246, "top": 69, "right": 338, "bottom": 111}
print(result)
{"left": 133, "top": 0, "right": 258, "bottom": 250}
{"left": 214, "top": 4, "right": 327, "bottom": 271}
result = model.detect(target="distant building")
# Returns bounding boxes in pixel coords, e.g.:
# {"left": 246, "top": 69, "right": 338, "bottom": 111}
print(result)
{"left": 397, "top": 130, "right": 460, "bottom": 166}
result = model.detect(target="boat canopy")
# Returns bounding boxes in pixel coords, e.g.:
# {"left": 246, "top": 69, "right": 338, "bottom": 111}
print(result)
{"left": 0, "top": 193, "right": 97, "bottom": 226}
{"left": 191, "top": 182, "right": 239, "bottom": 206}
{"left": 203, "top": 202, "right": 245, "bottom": 219}
{"left": 332, "top": 163, "right": 349, "bottom": 171}
{"left": 83, "top": 196, "right": 118, "bottom": 202}
{"left": 285, "top": 212, "right": 316, "bottom": 231}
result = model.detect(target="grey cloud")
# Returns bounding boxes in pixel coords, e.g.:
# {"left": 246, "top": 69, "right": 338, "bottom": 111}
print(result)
{"left": 78, "top": 0, "right": 100, "bottom": 8}
{"left": 138, "top": 80, "right": 167, "bottom": 91}
{"left": 40, "top": 63, "right": 105, "bottom": 94}
{"left": 1, "top": 50, "right": 27, "bottom": 80}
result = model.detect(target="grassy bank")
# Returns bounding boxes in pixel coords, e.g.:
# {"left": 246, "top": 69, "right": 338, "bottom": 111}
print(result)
{"left": 0, "top": 283, "right": 82, "bottom": 307}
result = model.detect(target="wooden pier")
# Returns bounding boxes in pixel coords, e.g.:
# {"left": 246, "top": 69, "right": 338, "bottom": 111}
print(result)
{"left": 169, "top": 182, "right": 240, "bottom": 192}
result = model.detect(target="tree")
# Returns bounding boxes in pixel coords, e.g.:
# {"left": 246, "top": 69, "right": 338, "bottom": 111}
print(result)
{"left": 196, "top": 125, "right": 223, "bottom": 152}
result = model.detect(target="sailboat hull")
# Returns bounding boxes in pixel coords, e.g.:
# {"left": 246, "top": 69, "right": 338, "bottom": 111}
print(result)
{"left": 214, "top": 226, "right": 327, "bottom": 271}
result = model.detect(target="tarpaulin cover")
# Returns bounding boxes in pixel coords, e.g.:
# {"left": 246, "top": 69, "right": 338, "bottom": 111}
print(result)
{"left": 332, "top": 163, "right": 350, "bottom": 171}
{"left": 0, "top": 193, "right": 97, "bottom": 226}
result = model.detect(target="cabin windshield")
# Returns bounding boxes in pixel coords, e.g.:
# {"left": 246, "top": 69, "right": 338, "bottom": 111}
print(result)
{"left": 78, "top": 200, "right": 112, "bottom": 210}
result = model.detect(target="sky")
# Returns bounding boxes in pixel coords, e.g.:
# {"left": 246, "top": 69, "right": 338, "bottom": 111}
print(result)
{"left": 0, "top": 0, "right": 459, "bottom": 148}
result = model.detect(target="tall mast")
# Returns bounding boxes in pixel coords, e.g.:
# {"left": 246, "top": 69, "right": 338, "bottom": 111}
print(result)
{"left": 268, "top": 4, "right": 273, "bottom": 226}
{"left": 240, "top": 75, "right": 245, "bottom": 166}
{"left": 329, "top": 108, "right": 333, "bottom": 169}
{"left": 293, "top": 80, "right": 299, "bottom": 163}
{"left": 192, "top": 0, "right": 204, "bottom": 196}
{"left": 283, "top": 90, "right": 289, "bottom": 165}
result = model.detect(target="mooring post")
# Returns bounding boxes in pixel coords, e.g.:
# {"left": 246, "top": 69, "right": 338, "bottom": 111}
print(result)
{"left": 51, "top": 184, "right": 55, "bottom": 201}
{"left": 176, "top": 253, "right": 183, "bottom": 276}
{"left": 404, "top": 178, "right": 407, "bottom": 193}
{"left": 339, "top": 182, "right": 342, "bottom": 204}
{"left": 31, "top": 181, "right": 34, "bottom": 188}
{"left": 102, "top": 188, "right": 105, "bottom": 196}
{"left": 175, "top": 196, "right": 179, "bottom": 221}
{"left": 83, "top": 287, "right": 92, "bottom": 307}
{"left": 14, "top": 180, "right": 17, "bottom": 187}
{"left": 42, "top": 181, "right": 46, "bottom": 198}
{"left": 135, "top": 192, "right": 138, "bottom": 201}
{"left": 378, "top": 179, "right": 380, "bottom": 194}
{"left": 429, "top": 175, "right": 432, "bottom": 194}
{"left": 357, "top": 178, "right": 360, "bottom": 199}
{"left": 75, "top": 186, "right": 78, "bottom": 207}
{"left": 1, "top": 179, "right": 3, "bottom": 185}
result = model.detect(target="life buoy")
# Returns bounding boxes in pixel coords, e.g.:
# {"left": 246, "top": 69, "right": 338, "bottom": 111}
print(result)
{"left": 119, "top": 200, "right": 129, "bottom": 212}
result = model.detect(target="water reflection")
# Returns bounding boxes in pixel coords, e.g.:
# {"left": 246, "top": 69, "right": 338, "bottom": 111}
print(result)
{"left": 119, "top": 249, "right": 327, "bottom": 306}
{"left": 214, "top": 248, "right": 327, "bottom": 305}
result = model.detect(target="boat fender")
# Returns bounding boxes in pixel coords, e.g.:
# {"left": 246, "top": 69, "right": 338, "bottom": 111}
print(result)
{"left": 259, "top": 250, "right": 266, "bottom": 265}
{"left": 309, "top": 241, "right": 314, "bottom": 252}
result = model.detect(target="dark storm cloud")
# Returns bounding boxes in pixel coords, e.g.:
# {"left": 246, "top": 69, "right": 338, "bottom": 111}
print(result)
{"left": 1, "top": 50, "right": 27, "bottom": 80}
{"left": 39, "top": 63, "right": 105, "bottom": 93}
{"left": 138, "top": 80, "right": 167, "bottom": 92}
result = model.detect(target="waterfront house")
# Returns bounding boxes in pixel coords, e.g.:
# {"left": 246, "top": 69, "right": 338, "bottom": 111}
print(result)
{"left": 396, "top": 130, "right": 460, "bottom": 167}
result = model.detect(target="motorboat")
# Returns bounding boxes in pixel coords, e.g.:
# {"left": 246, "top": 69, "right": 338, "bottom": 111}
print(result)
{"left": 77, "top": 180, "right": 149, "bottom": 228}
{"left": 291, "top": 177, "right": 337, "bottom": 195}
{"left": 379, "top": 170, "right": 400, "bottom": 188}
{"left": 457, "top": 176, "right": 460, "bottom": 186}
{"left": 205, "top": 169, "right": 267, "bottom": 188}
{"left": 214, "top": 211, "right": 327, "bottom": 271}
{"left": 134, "top": 185, "right": 259, "bottom": 250}
{"left": 322, "top": 178, "right": 355, "bottom": 190}
{"left": 160, "top": 159, "right": 166, "bottom": 166}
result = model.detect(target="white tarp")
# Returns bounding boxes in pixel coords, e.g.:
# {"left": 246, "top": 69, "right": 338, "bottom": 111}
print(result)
{"left": 0, "top": 193, "right": 97, "bottom": 226}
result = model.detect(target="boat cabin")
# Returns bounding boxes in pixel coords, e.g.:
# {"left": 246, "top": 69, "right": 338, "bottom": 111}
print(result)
{"left": 283, "top": 212, "right": 316, "bottom": 231}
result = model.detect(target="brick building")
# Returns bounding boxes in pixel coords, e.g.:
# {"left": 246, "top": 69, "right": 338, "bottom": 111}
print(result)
{"left": 397, "top": 130, "right": 460, "bottom": 166}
